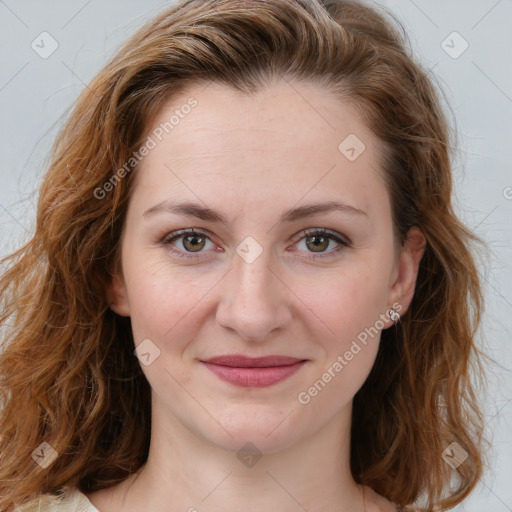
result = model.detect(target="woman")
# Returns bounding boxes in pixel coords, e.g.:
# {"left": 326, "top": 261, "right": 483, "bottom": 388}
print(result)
{"left": 0, "top": 0, "right": 489, "bottom": 510}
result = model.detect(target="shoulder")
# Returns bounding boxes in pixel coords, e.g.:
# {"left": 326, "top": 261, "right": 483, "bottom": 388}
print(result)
{"left": 362, "top": 485, "right": 403, "bottom": 512}
{"left": 13, "top": 487, "right": 99, "bottom": 512}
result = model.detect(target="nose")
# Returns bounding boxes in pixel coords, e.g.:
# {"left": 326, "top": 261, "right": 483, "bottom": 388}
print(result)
{"left": 215, "top": 244, "right": 292, "bottom": 343}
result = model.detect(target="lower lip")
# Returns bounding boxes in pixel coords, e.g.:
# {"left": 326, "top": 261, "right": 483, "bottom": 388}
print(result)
{"left": 201, "top": 361, "right": 306, "bottom": 388}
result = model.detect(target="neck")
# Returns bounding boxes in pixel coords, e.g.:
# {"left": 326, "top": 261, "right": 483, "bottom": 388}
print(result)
{"left": 100, "top": 395, "right": 365, "bottom": 512}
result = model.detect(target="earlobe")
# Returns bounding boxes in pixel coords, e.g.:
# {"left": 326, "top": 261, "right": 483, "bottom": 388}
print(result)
{"left": 388, "top": 226, "right": 426, "bottom": 317}
{"left": 106, "top": 271, "right": 131, "bottom": 317}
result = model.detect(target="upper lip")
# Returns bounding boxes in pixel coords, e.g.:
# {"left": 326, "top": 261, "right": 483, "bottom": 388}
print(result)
{"left": 201, "top": 354, "right": 306, "bottom": 368}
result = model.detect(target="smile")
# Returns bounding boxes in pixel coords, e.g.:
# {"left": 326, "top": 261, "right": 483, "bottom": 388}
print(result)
{"left": 200, "top": 355, "right": 308, "bottom": 388}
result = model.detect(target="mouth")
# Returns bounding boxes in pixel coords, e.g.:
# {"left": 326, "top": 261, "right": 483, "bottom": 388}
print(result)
{"left": 200, "top": 354, "right": 308, "bottom": 388}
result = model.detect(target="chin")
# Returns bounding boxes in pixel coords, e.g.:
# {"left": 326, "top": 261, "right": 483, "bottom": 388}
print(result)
{"left": 196, "top": 408, "right": 304, "bottom": 454}
{"left": 211, "top": 430, "right": 299, "bottom": 457}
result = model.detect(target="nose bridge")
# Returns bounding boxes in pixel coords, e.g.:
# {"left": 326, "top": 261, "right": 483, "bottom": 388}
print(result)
{"left": 216, "top": 235, "right": 290, "bottom": 340}
{"left": 233, "top": 236, "right": 276, "bottom": 308}
{"left": 234, "top": 239, "right": 274, "bottom": 301}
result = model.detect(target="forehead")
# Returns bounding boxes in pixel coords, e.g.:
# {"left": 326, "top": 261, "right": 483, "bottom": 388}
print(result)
{"left": 149, "top": 80, "right": 372, "bottom": 154}
{"left": 130, "top": 79, "right": 388, "bottom": 219}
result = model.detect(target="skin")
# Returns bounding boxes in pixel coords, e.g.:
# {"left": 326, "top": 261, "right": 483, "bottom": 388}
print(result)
{"left": 87, "top": 79, "right": 425, "bottom": 512}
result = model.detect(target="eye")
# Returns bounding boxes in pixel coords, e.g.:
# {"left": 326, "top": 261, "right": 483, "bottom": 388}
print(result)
{"left": 161, "top": 229, "right": 217, "bottom": 260}
{"left": 160, "top": 228, "right": 351, "bottom": 260}
{"left": 291, "top": 228, "right": 351, "bottom": 260}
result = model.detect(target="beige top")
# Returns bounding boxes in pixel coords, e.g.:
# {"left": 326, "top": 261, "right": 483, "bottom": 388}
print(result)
{"left": 58, "top": 489, "right": 99, "bottom": 511}
{"left": 17, "top": 488, "right": 99, "bottom": 512}
{"left": 21, "top": 487, "right": 406, "bottom": 511}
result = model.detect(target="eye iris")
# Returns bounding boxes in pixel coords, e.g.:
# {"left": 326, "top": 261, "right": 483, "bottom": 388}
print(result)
{"left": 183, "top": 234, "right": 205, "bottom": 252}
{"left": 306, "top": 234, "right": 329, "bottom": 253}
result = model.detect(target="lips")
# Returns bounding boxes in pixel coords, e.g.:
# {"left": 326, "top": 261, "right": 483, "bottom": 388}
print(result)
{"left": 200, "top": 354, "right": 307, "bottom": 388}
{"left": 202, "top": 354, "right": 305, "bottom": 368}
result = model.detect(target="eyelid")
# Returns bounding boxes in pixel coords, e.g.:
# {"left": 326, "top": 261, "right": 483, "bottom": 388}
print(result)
{"left": 291, "top": 227, "right": 352, "bottom": 247}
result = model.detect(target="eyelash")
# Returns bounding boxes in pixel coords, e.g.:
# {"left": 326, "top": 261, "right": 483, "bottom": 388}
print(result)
{"left": 160, "top": 228, "right": 351, "bottom": 261}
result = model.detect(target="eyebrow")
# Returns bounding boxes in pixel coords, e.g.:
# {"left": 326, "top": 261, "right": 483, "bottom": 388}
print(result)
{"left": 143, "top": 200, "right": 368, "bottom": 223}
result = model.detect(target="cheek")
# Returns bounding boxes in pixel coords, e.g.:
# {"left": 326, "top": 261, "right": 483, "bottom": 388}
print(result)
{"left": 120, "top": 247, "right": 205, "bottom": 341}
{"left": 128, "top": 276, "right": 205, "bottom": 341}
{"left": 125, "top": 268, "right": 207, "bottom": 390}
{"left": 294, "top": 269, "right": 387, "bottom": 415}
{"left": 293, "top": 261, "right": 391, "bottom": 342}
{"left": 291, "top": 257, "right": 392, "bottom": 397}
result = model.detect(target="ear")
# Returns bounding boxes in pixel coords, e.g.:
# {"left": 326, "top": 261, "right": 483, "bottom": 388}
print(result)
{"left": 387, "top": 226, "right": 426, "bottom": 318}
{"left": 106, "top": 268, "right": 131, "bottom": 317}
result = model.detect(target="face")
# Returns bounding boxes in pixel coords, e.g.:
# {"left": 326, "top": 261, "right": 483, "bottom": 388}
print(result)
{"left": 108, "top": 79, "right": 425, "bottom": 454}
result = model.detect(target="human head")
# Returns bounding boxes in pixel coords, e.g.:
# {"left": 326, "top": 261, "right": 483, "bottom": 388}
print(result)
{"left": 104, "top": 75, "right": 424, "bottom": 468}
{"left": 0, "top": 1, "right": 486, "bottom": 510}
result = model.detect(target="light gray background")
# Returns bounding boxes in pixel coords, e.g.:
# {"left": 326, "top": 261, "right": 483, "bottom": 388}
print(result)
{"left": 0, "top": 1, "right": 511, "bottom": 510}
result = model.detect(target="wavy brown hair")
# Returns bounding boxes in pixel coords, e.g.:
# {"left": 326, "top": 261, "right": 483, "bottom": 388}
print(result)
{"left": 0, "top": 0, "right": 490, "bottom": 510}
